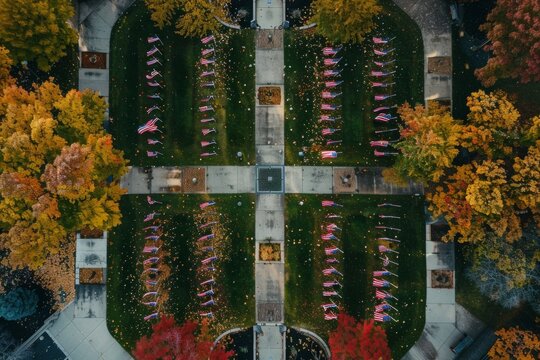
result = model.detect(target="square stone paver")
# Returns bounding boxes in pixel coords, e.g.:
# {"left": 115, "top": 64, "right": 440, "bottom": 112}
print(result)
{"left": 183, "top": 167, "right": 205, "bottom": 193}
{"left": 257, "top": 167, "right": 284, "bottom": 192}
{"left": 256, "top": 29, "right": 283, "bottom": 49}
{"left": 333, "top": 167, "right": 357, "bottom": 193}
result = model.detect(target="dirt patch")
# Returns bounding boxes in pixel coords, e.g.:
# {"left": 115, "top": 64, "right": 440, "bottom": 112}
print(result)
{"left": 431, "top": 269, "right": 454, "bottom": 288}
{"left": 333, "top": 168, "right": 357, "bottom": 193}
{"left": 257, "top": 86, "right": 281, "bottom": 105}
{"left": 79, "top": 268, "right": 104, "bottom": 284}
{"left": 259, "top": 243, "right": 281, "bottom": 261}
{"left": 183, "top": 167, "right": 206, "bottom": 193}
{"left": 428, "top": 56, "right": 452, "bottom": 74}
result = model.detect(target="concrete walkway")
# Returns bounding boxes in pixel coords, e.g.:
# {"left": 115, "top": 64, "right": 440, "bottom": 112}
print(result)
{"left": 390, "top": 1, "right": 482, "bottom": 359}
{"left": 253, "top": 21, "right": 287, "bottom": 359}
{"left": 122, "top": 166, "right": 423, "bottom": 195}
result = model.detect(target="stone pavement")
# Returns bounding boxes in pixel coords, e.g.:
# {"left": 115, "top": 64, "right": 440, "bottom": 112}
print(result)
{"left": 390, "top": 1, "right": 484, "bottom": 359}
{"left": 256, "top": 0, "right": 285, "bottom": 29}
{"left": 122, "top": 166, "right": 423, "bottom": 195}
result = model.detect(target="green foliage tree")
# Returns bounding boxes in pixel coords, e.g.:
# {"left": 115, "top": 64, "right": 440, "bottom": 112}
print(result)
{"left": 0, "top": 0, "right": 77, "bottom": 71}
{"left": 310, "top": 0, "right": 382, "bottom": 44}
{"left": 0, "top": 288, "right": 38, "bottom": 321}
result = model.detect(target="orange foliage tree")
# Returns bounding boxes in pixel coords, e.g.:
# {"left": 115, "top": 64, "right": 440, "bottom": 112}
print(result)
{"left": 132, "top": 316, "right": 234, "bottom": 360}
{"left": 488, "top": 327, "right": 540, "bottom": 360}
{"left": 0, "top": 73, "right": 128, "bottom": 270}
{"left": 328, "top": 313, "right": 391, "bottom": 360}
{"left": 475, "top": 0, "right": 540, "bottom": 86}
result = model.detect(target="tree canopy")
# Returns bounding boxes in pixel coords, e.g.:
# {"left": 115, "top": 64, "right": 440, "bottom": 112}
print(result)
{"left": 475, "top": 0, "right": 540, "bottom": 86}
{"left": 310, "top": 0, "right": 382, "bottom": 44}
{"left": 145, "top": 0, "right": 230, "bottom": 38}
{"left": 0, "top": 288, "right": 38, "bottom": 321}
{"left": 488, "top": 327, "right": 540, "bottom": 360}
{"left": 0, "top": 0, "right": 77, "bottom": 71}
{"left": 0, "top": 74, "right": 127, "bottom": 270}
{"left": 328, "top": 314, "right": 391, "bottom": 360}
{"left": 388, "top": 91, "right": 539, "bottom": 244}
{"left": 132, "top": 316, "right": 234, "bottom": 360}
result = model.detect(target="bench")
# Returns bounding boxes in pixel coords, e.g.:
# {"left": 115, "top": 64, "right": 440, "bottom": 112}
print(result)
{"left": 450, "top": 333, "right": 474, "bottom": 354}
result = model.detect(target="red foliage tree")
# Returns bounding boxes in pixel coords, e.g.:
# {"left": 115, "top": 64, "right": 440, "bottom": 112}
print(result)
{"left": 132, "top": 316, "right": 234, "bottom": 360}
{"left": 329, "top": 314, "right": 392, "bottom": 360}
{"left": 475, "top": 0, "right": 540, "bottom": 86}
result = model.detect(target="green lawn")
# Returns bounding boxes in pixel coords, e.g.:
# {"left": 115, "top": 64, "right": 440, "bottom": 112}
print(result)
{"left": 107, "top": 194, "right": 255, "bottom": 351}
{"left": 285, "top": 194, "right": 425, "bottom": 359}
{"left": 284, "top": 0, "right": 423, "bottom": 166}
{"left": 109, "top": 1, "right": 255, "bottom": 166}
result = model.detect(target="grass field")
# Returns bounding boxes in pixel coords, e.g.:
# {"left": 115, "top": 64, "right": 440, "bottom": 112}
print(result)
{"left": 109, "top": 1, "right": 255, "bottom": 166}
{"left": 107, "top": 194, "right": 255, "bottom": 351}
{"left": 284, "top": 0, "right": 424, "bottom": 166}
{"left": 285, "top": 194, "right": 425, "bottom": 359}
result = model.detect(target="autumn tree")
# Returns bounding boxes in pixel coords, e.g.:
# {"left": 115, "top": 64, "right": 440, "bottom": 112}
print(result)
{"left": 475, "top": 0, "right": 540, "bottom": 86}
{"left": 0, "top": 47, "right": 14, "bottom": 89}
{"left": 132, "top": 316, "right": 234, "bottom": 360}
{"left": 488, "top": 327, "right": 540, "bottom": 360}
{"left": 392, "top": 102, "right": 462, "bottom": 184}
{"left": 310, "top": 0, "right": 382, "bottom": 44}
{"left": 0, "top": 0, "right": 77, "bottom": 71}
{"left": 145, "top": 0, "right": 230, "bottom": 37}
{"left": 328, "top": 314, "right": 391, "bottom": 360}
{"left": 0, "top": 288, "right": 38, "bottom": 321}
{"left": 0, "top": 81, "right": 128, "bottom": 270}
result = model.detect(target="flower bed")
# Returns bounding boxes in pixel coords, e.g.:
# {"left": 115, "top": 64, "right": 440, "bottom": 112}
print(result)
{"left": 257, "top": 86, "right": 281, "bottom": 105}
{"left": 259, "top": 243, "right": 281, "bottom": 261}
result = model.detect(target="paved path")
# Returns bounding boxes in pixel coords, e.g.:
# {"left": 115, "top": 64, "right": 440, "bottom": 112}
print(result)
{"left": 390, "top": 1, "right": 481, "bottom": 359}
{"left": 122, "top": 166, "right": 423, "bottom": 195}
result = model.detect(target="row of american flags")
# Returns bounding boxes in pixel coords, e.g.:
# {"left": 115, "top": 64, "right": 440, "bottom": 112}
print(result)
{"left": 196, "top": 200, "right": 219, "bottom": 319}
{"left": 198, "top": 35, "right": 219, "bottom": 158}
{"left": 370, "top": 36, "right": 401, "bottom": 158}
{"left": 319, "top": 46, "right": 344, "bottom": 161}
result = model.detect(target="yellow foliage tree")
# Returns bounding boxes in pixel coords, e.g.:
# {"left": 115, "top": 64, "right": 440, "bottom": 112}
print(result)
{"left": 488, "top": 327, "right": 540, "bottom": 360}
{"left": 0, "top": 81, "right": 127, "bottom": 270}
{"left": 54, "top": 89, "right": 107, "bottom": 143}
{"left": 511, "top": 141, "right": 540, "bottom": 212}
{"left": 310, "top": 0, "right": 382, "bottom": 44}
{"left": 393, "top": 103, "right": 462, "bottom": 184}
{"left": 0, "top": 46, "right": 15, "bottom": 89}
{"left": 0, "top": 0, "right": 77, "bottom": 71}
{"left": 145, "top": 0, "right": 230, "bottom": 37}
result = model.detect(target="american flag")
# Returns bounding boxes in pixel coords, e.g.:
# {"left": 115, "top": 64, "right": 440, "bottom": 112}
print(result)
{"left": 201, "top": 152, "right": 217, "bottom": 157}
{"left": 200, "top": 278, "right": 215, "bottom": 286}
{"left": 373, "top": 278, "right": 389, "bottom": 288}
{"left": 201, "top": 35, "right": 215, "bottom": 44}
{"left": 201, "top": 256, "right": 217, "bottom": 265}
{"left": 147, "top": 151, "right": 162, "bottom": 158}
{"left": 324, "top": 246, "right": 343, "bottom": 255}
{"left": 321, "top": 303, "right": 338, "bottom": 311}
{"left": 143, "top": 225, "right": 161, "bottom": 231}
{"left": 326, "top": 140, "right": 343, "bottom": 146}
{"left": 324, "top": 312, "right": 338, "bottom": 320}
{"left": 374, "top": 312, "right": 392, "bottom": 322}
{"left": 326, "top": 223, "right": 341, "bottom": 231}
{"left": 143, "top": 257, "right": 160, "bottom": 265}
{"left": 146, "top": 105, "right": 161, "bottom": 114}
{"left": 370, "top": 140, "right": 390, "bottom": 147}
{"left": 201, "top": 70, "right": 215, "bottom": 77}
{"left": 323, "top": 291, "right": 340, "bottom": 297}
{"left": 324, "top": 58, "right": 342, "bottom": 66}
{"left": 322, "top": 128, "right": 339, "bottom": 136}
{"left": 323, "top": 69, "right": 342, "bottom": 77}
{"left": 322, "top": 47, "right": 341, "bottom": 56}
{"left": 144, "top": 312, "right": 159, "bottom": 321}
{"left": 375, "top": 94, "right": 396, "bottom": 101}
{"left": 323, "top": 267, "right": 343, "bottom": 276}
{"left": 142, "top": 246, "right": 159, "bottom": 254}
{"left": 142, "top": 301, "right": 158, "bottom": 307}
{"left": 321, "top": 103, "right": 340, "bottom": 110}
{"left": 201, "top": 246, "right": 214, "bottom": 252}
{"left": 147, "top": 35, "right": 162, "bottom": 44}
{"left": 201, "top": 140, "right": 216, "bottom": 147}
{"left": 201, "top": 299, "right": 215, "bottom": 306}
{"left": 375, "top": 303, "right": 392, "bottom": 312}
{"left": 374, "top": 48, "right": 395, "bottom": 56}
{"left": 321, "top": 233, "right": 339, "bottom": 241}
{"left": 199, "top": 221, "right": 217, "bottom": 229}
{"left": 323, "top": 280, "right": 341, "bottom": 288}
{"left": 322, "top": 200, "right": 342, "bottom": 207}
{"left": 201, "top": 48, "right": 215, "bottom": 56}
{"left": 199, "top": 201, "right": 216, "bottom": 209}
{"left": 321, "top": 150, "right": 339, "bottom": 159}
{"left": 147, "top": 195, "right": 162, "bottom": 205}
{"left": 144, "top": 212, "right": 159, "bottom": 222}
{"left": 373, "top": 270, "right": 391, "bottom": 277}
{"left": 145, "top": 235, "right": 160, "bottom": 241}
{"left": 147, "top": 58, "right": 161, "bottom": 66}
{"left": 199, "top": 105, "right": 214, "bottom": 112}
{"left": 147, "top": 46, "right": 160, "bottom": 57}
{"left": 197, "top": 289, "right": 214, "bottom": 297}
{"left": 137, "top": 123, "right": 158, "bottom": 134}
{"left": 197, "top": 234, "right": 215, "bottom": 242}
{"left": 375, "top": 290, "right": 394, "bottom": 300}
{"left": 200, "top": 312, "right": 213, "bottom": 318}
{"left": 202, "top": 128, "right": 216, "bottom": 136}
{"left": 201, "top": 58, "right": 215, "bottom": 65}
{"left": 325, "top": 81, "right": 343, "bottom": 88}
{"left": 147, "top": 139, "right": 162, "bottom": 145}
